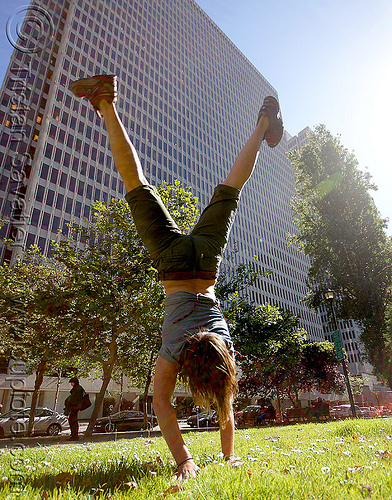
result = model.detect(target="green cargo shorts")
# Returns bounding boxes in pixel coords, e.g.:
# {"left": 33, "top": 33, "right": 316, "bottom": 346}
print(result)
{"left": 125, "top": 183, "right": 240, "bottom": 279}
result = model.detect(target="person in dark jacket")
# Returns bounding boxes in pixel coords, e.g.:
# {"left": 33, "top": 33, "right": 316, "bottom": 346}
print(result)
{"left": 64, "top": 377, "right": 85, "bottom": 441}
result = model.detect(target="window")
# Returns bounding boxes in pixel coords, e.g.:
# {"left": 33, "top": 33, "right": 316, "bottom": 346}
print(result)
{"left": 31, "top": 209, "right": 40, "bottom": 226}
{"left": 46, "top": 189, "right": 55, "bottom": 206}
{"left": 69, "top": 176, "right": 76, "bottom": 192}
{"left": 51, "top": 216, "right": 60, "bottom": 233}
{"left": 35, "top": 185, "right": 44, "bottom": 203}
{"left": 44, "top": 143, "right": 53, "bottom": 159}
{"left": 65, "top": 197, "right": 73, "bottom": 214}
{"left": 60, "top": 172, "right": 67, "bottom": 188}
{"left": 54, "top": 148, "right": 62, "bottom": 163}
{"left": 74, "top": 201, "right": 81, "bottom": 217}
{"left": 41, "top": 213, "right": 50, "bottom": 230}
{"left": 55, "top": 193, "right": 64, "bottom": 210}
{"left": 40, "top": 163, "right": 49, "bottom": 180}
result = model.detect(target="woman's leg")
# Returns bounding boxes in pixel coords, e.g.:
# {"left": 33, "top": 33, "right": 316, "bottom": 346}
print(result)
{"left": 223, "top": 96, "right": 283, "bottom": 190}
{"left": 71, "top": 76, "right": 147, "bottom": 192}
{"left": 222, "top": 116, "right": 269, "bottom": 190}
{"left": 98, "top": 101, "right": 147, "bottom": 192}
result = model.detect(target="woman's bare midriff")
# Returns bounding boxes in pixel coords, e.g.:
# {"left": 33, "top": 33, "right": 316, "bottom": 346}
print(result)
{"left": 163, "top": 278, "right": 216, "bottom": 299}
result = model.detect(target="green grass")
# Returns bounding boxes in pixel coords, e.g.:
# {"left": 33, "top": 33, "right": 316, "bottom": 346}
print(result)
{"left": 0, "top": 418, "right": 391, "bottom": 499}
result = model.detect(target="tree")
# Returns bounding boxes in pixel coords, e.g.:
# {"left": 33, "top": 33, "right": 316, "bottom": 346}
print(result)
{"left": 50, "top": 182, "right": 199, "bottom": 436}
{"left": 0, "top": 249, "right": 76, "bottom": 436}
{"left": 288, "top": 125, "right": 392, "bottom": 383}
{"left": 228, "top": 297, "right": 344, "bottom": 407}
{"left": 300, "top": 341, "right": 345, "bottom": 395}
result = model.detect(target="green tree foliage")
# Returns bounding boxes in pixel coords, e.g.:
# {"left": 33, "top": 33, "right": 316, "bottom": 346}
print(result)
{"left": 228, "top": 297, "right": 344, "bottom": 406}
{"left": 288, "top": 125, "right": 392, "bottom": 384}
{"left": 50, "top": 182, "right": 199, "bottom": 436}
{"left": 0, "top": 249, "right": 74, "bottom": 435}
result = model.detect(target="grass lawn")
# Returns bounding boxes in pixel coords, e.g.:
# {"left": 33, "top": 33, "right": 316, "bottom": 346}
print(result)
{"left": 0, "top": 418, "right": 391, "bottom": 499}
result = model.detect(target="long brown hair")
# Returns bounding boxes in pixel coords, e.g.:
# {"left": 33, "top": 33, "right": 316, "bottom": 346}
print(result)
{"left": 178, "top": 330, "right": 238, "bottom": 427}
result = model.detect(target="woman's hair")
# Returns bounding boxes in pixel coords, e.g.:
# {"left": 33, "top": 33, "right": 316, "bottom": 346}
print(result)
{"left": 178, "top": 330, "right": 238, "bottom": 427}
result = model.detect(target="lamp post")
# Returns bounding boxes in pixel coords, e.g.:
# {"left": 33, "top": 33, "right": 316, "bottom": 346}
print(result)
{"left": 324, "top": 290, "right": 357, "bottom": 418}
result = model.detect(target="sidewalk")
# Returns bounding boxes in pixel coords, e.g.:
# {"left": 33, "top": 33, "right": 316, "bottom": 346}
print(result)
{"left": 0, "top": 420, "right": 218, "bottom": 450}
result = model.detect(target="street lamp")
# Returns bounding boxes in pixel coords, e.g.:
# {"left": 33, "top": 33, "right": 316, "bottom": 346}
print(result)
{"left": 324, "top": 290, "right": 357, "bottom": 418}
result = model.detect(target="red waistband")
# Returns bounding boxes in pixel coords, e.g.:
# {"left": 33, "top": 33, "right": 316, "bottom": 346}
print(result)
{"left": 158, "top": 270, "right": 218, "bottom": 281}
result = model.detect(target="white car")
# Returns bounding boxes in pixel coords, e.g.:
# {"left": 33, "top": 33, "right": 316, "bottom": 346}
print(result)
{"left": 330, "top": 404, "right": 364, "bottom": 419}
{"left": 0, "top": 407, "right": 69, "bottom": 438}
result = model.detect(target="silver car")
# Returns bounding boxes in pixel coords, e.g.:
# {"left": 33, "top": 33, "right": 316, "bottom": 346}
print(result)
{"left": 0, "top": 407, "right": 69, "bottom": 438}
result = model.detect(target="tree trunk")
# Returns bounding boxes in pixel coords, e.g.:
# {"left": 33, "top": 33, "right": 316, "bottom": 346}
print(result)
{"left": 276, "top": 389, "right": 282, "bottom": 423}
{"left": 53, "top": 370, "right": 62, "bottom": 412}
{"left": 27, "top": 359, "right": 47, "bottom": 436}
{"left": 84, "top": 337, "right": 118, "bottom": 437}
{"left": 142, "top": 352, "right": 154, "bottom": 429}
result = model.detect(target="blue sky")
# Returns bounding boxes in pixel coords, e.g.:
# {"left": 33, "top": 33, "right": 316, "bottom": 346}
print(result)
{"left": 1, "top": 0, "right": 391, "bottom": 234}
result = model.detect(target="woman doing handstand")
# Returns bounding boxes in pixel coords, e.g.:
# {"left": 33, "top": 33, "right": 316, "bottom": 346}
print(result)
{"left": 71, "top": 74, "right": 283, "bottom": 480}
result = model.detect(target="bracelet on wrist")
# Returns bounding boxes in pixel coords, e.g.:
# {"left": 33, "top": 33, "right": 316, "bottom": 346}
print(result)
{"left": 176, "top": 457, "right": 193, "bottom": 469}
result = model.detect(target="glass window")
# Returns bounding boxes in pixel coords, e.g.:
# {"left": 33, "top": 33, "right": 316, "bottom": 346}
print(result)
{"left": 44, "top": 143, "right": 53, "bottom": 159}
{"left": 65, "top": 197, "right": 73, "bottom": 214}
{"left": 55, "top": 193, "right": 64, "bottom": 210}
{"left": 74, "top": 201, "right": 81, "bottom": 217}
{"left": 58, "top": 129, "right": 65, "bottom": 144}
{"left": 26, "top": 233, "right": 35, "bottom": 249}
{"left": 35, "top": 185, "right": 44, "bottom": 202}
{"left": 40, "top": 163, "right": 49, "bottom": 180}
{"left": 83, "top": 205, "right": 90, "bottom": 219}
{"left": 54, "top": 148, "right": 62, "bottom": 163}
{"left": 31, "top": 208, "right": 40, "bottom": 226}
{"left": 50, "top": 168, "right": 58, "bottom": 184}
{"left": 48, "top": 124, "right": 56, "bottom": 139}
{"left": 51, "top": 216, "right": 60, "bottom": 233}
{"left": 37, "top": 237, "right": 46, "bottom": 253}
{"left": 41, "top": 213, "right": 50, "bottom": 230}
{"left": 69, "top": 176, "right": 76, "bottom": 192}
{"left": 60, "top": 172, "right": 67, "bottom": 188}
{"left": 63, "top": 152, "right": 71, "bottom": 167}
{"left": 46, "top": 189, "right": 54, "bottom": 206}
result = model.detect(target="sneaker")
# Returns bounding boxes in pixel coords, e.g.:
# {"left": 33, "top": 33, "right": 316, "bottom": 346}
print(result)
{"left": 70, "top": 75, "right": 117, "bottom": 117}
{"left": 257, "top": 96, "right": 283, "bottom": 148}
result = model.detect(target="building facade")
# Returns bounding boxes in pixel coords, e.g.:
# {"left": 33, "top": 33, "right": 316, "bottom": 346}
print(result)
{"left": 0, "top": 0, "right": 324, "bottom": 344}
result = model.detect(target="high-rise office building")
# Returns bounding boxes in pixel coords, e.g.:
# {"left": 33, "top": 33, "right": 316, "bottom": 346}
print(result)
{"left": 0, "top": 0, "right": 324, "bottom": 340}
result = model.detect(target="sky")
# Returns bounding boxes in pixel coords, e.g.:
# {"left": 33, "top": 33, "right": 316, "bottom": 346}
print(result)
{"left": 0, "top": 0, "right": 391, "bottom": 234}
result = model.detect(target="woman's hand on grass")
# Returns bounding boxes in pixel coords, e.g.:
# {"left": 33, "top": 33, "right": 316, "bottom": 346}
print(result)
{"left": 175, "top": 459, "right": 199, "bottom": 481}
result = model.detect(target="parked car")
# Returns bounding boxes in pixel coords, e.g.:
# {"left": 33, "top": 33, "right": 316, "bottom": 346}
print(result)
{"left": 378, "top": 406, "right": 392, "bottom": 417}
{"left": 93, "top": 410, "right": 157, "bottom": 433}
{"left": 0, "top": 407, "right": 69, "bottom": 438}
{"left": 235, "top": 405, "right": 264, "bottom": 426}
{"left": 330, "top": 404, "right": 364, "bottom": 419}
{"left": 187, "top": 412, "right": 208, "bottom": 427}
{"left": 359, "top": 406, "right": 378, "bottom": 418}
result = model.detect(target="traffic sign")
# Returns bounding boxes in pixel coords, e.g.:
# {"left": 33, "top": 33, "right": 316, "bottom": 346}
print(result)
{"left": 332, "top": 330, "right": 344, "bottom": 361}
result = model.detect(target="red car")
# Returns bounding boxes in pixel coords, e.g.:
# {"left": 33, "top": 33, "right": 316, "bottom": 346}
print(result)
{"left": 235, "top": 405, "right": 264, "bottom": 426}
